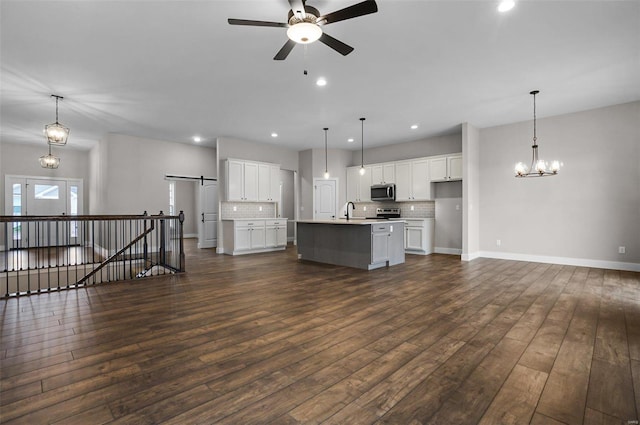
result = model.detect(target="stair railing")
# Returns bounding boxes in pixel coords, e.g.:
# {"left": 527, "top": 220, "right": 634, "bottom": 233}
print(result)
{"left": 0, "top": 211, "right": 185, "bottom": 297}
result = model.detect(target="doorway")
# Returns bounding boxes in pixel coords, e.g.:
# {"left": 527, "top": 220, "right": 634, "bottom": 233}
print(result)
{"left": 4, "top": 175, "right": 83, "bottom": 246}
{"left": 313, "top": 178, "right": 338, "bottom": 220}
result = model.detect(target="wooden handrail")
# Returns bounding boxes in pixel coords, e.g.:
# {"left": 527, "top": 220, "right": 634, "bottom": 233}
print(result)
{"left": 0, "top": 214, "right": 179, "bottom": 222}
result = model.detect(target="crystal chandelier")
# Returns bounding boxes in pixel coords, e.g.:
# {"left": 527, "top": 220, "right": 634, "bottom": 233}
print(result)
{"left": 45, "top": 94, "right": 69, "bottom": 146}
{"left": 515, "top": 90, "right": 561, "bottom": 177}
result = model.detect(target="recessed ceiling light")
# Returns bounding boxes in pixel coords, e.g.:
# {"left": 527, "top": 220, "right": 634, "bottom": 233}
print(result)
{"left": 271, "top": 132, "right": 278, "bottom": 138}
{"left": 347, "top": 138, "right": 354, "bottom": 143}
{"left": 410, "top": 124, "right": 418, "bottom": 130}
{"left": 498, "top": 0, "right": 515, "bottom": 12}
{"left": 316, "top": 78, "right": 327, "bottom": 87}
{"left": 193, "top": 136, "right": 201, "bottom": 143}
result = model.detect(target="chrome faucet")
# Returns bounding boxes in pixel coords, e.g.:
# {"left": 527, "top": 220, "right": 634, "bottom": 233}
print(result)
{"left": 346, "top": 202, "right": 355, "bottom": 220}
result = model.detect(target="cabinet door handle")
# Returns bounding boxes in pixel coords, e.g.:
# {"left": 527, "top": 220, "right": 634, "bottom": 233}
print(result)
{"left": 201, "top": 213, "right": 205, "bottom": 223}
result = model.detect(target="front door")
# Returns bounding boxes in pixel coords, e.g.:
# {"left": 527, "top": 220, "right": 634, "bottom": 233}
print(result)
{"left": 5, "top": 176, "right": 83, "bottom": 248}
{"left": 313, "top": 178, "right": 337, "bottom": 220}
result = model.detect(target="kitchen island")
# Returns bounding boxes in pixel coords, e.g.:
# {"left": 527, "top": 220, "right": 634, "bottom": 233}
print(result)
{"left": 297, "top": 219, "right": 405, "bottom": 270}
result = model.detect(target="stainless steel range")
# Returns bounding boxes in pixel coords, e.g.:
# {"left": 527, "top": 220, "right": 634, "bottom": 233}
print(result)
{"left": 376, "top": 207, "right": 401, "bottom": 219}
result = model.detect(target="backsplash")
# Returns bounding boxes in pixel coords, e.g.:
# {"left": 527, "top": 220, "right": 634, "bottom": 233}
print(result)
{"left": 352, "top": 201, "right": 435, "bottom": 218}
{"left": 221, "top": 202, "right": 276, "bottom": 219}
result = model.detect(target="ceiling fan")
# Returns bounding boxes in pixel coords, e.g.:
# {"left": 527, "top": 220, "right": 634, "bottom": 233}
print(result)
{"left": 228, "top": 0, "right": 378, "bottom": 60}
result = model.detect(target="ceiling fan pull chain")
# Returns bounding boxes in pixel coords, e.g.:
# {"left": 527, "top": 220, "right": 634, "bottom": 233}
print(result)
{"left": 303, "top": 44, "right": 309, "bottom": 75}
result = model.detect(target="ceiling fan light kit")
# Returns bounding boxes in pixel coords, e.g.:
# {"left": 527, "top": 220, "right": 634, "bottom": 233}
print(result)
{"left": 228, "top": 0, "right": 378, "bottom": 60}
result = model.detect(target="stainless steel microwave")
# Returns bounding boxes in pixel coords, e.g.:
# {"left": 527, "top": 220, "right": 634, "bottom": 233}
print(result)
{"left": 371, "top": 183, "right": 396, "bottom": 201}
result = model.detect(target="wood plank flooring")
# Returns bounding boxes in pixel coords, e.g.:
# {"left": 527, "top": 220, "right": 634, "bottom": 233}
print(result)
{"left": 1, "top": 239, "right": 639, "bottom": 424}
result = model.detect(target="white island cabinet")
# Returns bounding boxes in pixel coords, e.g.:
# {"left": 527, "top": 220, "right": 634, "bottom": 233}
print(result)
{"left": 222, "top": 218, "right": 287, "bottom": 255}
{"left": 297, "top": 219, "right": 405, "bottom": 270}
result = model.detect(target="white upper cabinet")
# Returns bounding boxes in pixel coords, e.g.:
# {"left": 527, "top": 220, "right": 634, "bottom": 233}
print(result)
{"left": 429, "top": 154, "right": 462, "bottom": 182}
{"left": 257, "top": 164, "right": 280, "bottom": 202}
{"left": 396, "top": 158, "right": 431, "bottom": 201}
{"left": 226, "top": 159, "right": 279, "bottom": 202}
{"left": 347, "top": 166, "right": 372, "bottom": 202}
{"left": 370, "top": 163, "right": 396, "bottom": 184}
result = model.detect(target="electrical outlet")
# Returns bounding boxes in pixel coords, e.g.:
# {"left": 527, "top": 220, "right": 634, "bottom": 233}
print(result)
{"left": 233, "top": 206, "right": 237, "bottom": 212}
{"left": 259, "top": 206, "right": 263, "bottom": 211}
{"left": 619, "top": 246, "right": 626, "bottom": 254}
{"left": 363, "top": 206, "right": 367, "bottom": 211}
{"left": 496, "top": 239, "right": 501, "bottom": 247}
{"left": 456, "top": 204, "right": 460, "bottom": 211}
{"left": 410, "top": 205, "right": 415, "bottom": 211}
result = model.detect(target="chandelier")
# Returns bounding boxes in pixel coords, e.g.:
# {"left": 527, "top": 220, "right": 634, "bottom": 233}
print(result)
{"left": 515, "top": 90, "right": 561, "bottom": 177}
{"left": 45, "top": 94, "right": 69, "bottom": 146}
{"left": 39, "top": 143, "right": 60, "bottom": 169}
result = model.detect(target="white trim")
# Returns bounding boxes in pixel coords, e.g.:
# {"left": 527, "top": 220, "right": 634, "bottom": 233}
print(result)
{"left": 435, "top": 247, "right": 462, "bottom": 255}
{"left": 184, "top": 233, "right": 198, "bottom": 238}
{"left": 461, "top": 252, "right": 482, "bottom": 262}
{"left": 478, "top": 250, "right": 640, "bottom": 272}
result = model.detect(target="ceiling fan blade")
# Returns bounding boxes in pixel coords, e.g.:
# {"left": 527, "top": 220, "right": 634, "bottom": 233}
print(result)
{"left": 319, "top": 0, "right": 378, "bottom": 25}
{"left": 228, "top": 18, "right": 288, "bottom": 28}
{"left": 318, "top": 33, "right": 354, "bottom": 56}
{"left": 274, "top": 39, "right": 297, "bottom": 60}
{"left": 288, "top": 0, "right": 306, "bottom": 18}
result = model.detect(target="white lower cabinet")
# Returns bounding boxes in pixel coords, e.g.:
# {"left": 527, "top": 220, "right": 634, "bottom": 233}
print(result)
{"left": 371, "top": 224, "right": 390, "bottom": 264}
{"left": 403, "top": 218, "right": 434, "bottom": 255}
{"left": 265, "top": 219, "right": 287, "bottom": 248}
{"left": 223, "top": 219, "right": 287, "bottom": 255}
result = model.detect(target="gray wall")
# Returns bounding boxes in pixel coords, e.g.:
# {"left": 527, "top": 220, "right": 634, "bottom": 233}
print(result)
{"left": 462, "top": 123, "right": 481, "bottom": 259}
{"left": 175, "top": 180, "right": 197, "bottom": 236}
{"left": 351, "top": 132, "right": 462, "bottom": 165}
{"left": 92, "top": 134, "right": 216, "bottom": 215}
{"left": 1, "top": 141, "right": 91, "bottom": 215}
{"left": 298, "top": 149, "right": 313, "bottom": 220}
{"left": 478, "top": 101, "right": 640, "bottom": 265}
{"left": 280, "top": 169, "right": 295, "bottom": 239}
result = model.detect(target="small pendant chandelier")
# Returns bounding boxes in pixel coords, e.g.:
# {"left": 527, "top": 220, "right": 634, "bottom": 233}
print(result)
{"left": 359, "top": 117, "right": 366, "bottom": 175}
{"left": 39, "top": 143, "right": 60, "bottom": 169}
{"left": 45, "top": 94, "right": 69, "bottom": 146}
{"left": 515, "top": 90, "right": 561, "bottom": 177}
{"left": 323, "top": 127, "right": 330, "bottom": 179}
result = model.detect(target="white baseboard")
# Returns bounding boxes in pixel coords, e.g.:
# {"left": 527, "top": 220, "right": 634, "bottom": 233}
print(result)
{"left": 435, "top": 247, "right": 462, "bottom": 255}
{"left": 184, "top": 233, "right": 197, "bottom": 238}
{"left": 461, "top": 252, "right": 481, "bottom": 262}
{"left": 216, "top": 247, "right": 224, "bottom": 254}
{"left": 478, "top": 250, "right": 640, "bottom": 272}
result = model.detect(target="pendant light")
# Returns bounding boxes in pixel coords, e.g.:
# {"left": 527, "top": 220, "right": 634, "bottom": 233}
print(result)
{"left": 323, "top": 127, "right": 330, "bottom": 179}
{"left": 359, "top": 117, "right": 366, "bottom": 175}
{"left": 39, "top": 143, "right": 60, "bottom": 169}
{"left": 45, "top": 94, "right": 69, "bottom": 146}
{"left": 514, "top": 90, "right": 561, "bottom": 177}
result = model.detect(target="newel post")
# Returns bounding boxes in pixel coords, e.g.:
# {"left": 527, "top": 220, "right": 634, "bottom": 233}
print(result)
{"left": 178, "top": 210, "right": 185, "bottom": 272}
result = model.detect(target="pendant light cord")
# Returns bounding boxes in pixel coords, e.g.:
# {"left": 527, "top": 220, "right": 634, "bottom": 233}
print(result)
{"left": 323, "top": 127, "right": 328, "bottom": 173}
{"left": 360, "top": 117, "right": 365, "bottom": 168}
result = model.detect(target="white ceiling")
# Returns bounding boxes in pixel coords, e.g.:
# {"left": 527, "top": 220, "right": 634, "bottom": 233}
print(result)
{"left": 1, "top": 0, "right": 639, "bottom": 152}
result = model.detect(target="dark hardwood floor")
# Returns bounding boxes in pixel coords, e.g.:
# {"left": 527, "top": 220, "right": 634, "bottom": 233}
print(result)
{"left": 1, "top": 239, "right": 639, "bottom": 424}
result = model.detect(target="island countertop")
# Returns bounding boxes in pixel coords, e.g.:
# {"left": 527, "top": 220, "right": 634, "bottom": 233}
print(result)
{"left": 296, "top": 219, "right": 405, "bottom": 225}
